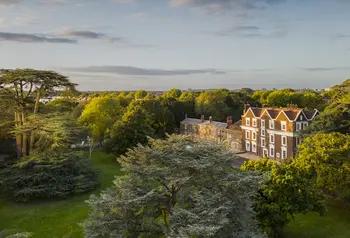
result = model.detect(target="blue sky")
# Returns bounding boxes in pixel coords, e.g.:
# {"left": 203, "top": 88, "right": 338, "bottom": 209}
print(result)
{"left": 0, "top": 0, "right": 349, "bottom": 91}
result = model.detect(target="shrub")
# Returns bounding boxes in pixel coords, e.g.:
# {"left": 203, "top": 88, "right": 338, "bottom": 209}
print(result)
{"left": 0, "top": 152, "right": 99, "bottom": 202}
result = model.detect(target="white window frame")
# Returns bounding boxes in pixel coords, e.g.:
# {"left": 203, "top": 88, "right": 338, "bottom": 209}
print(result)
{"left": 270, "top": 134, "right": 275, "bottom": 144}
{"left": 269, "top": 145, "right": 274, "bottom": 157}
{"left": 282, "top": 147, "right": 287, "bottom": 160}
{"left": 282, "top": 136, "right": 287, "bottom": 146}
{"left": 296, "top": 122, "right": 301, "bottom": 131}
{"left": 261, "top": 129, "right": 265, "bottom": 137}
{"left": 184, "top": 124, "right": 188, "bottom": 130}
{"left": 300, "top": 115, "right": 303, "bottom": 121}
{"left": 252, "top": 131, "right": 257, "bottom": 141}
{"left": 252, "top": 142, "right": 257, "bottom": 153}
{"left": 261, "top": 138, "right": 266, "bottom": 147}
{"left": 252, "top": 118, "right": 257, "bottom": 127}
{"left": 269, "top": 120, "right": 275, "bottom": 129}
{"left": 261, "top": 120, "right": 265, "bottom": 128}
{"left": 276, "top": 153, "right": 280, "bottom": 158}
{"left": 281, "top": 121, "right": 287, "bottom": 131}
{"left": 246, "top": 141, "right": 251, "bottom": 151}
{"left": 227, "top": 133, "right": 232, "bottom": 139}
{"left": 246, "top": 118, "right": 250, "bottom": 126}
{"left": 246, "top": 130, "right": 250, "bottom": 139}
{"left": 303, "top": 122, "right": 308, "bottom": 128}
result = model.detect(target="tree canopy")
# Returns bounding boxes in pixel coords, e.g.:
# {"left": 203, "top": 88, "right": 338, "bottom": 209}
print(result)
{"left": 83, "top": 135, "right": 263, "bottom": 238}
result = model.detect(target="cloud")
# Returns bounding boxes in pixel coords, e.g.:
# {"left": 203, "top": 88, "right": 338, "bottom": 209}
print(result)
{"left": 63, "top": 65, "right": 229, "bottom": 76}
{"left": 301, "top": 67, "right": 350, "bottom": 72}
{"left": 0, "top": 32, "right": 77, "bottom": 43}
{"left": 215, "top": 24, "right": 287, "bottom": 38}
{"left": 56, "top": 29, "right": 125, "bottom": 43}
{"left": 0, "top": 0, "right": 20, "bottom": 5}
{"left": 13, "top": 16, "right": 39, "bottom": 26}
{"left": 0, "top": 18, "right": 5, "bottom": 28}
{"left": 113, "top": 0, "right": 134, "bottom": 3}
{"left": 0, "top": 0, "right": 72, "bottom": 6}
{"left": 333, "top": 33, "right": 350, "bottom": 39}
{"left": 170, "top": 0, "right": 286, "bottom": 14}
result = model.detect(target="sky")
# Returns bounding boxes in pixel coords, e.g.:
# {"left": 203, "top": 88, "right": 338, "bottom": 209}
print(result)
{"left": 0, "top": 0, "right": 349, "bottom": 91}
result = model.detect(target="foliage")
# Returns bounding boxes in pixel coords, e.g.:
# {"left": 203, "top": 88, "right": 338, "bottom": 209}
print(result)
{"left": 0, "top": 151, "right": 98, "bottom": 202}
{"left": 83, "top": 135, "right": 263, "bottom": 238}
{"left": 128, "top": 99, "right": 175, "bottom": 136}
{"left": 162, "top": 88, "right": 182, "bottom": 99}
{"left": 42, "top": 98, "right": 78, "bottom": 113}
{"left": 134, "top": 89, "right": 148, "bottom": 99}
{"left": 79, "top": 96, "right": 124, "bottom": 144}
{"left": 241, "top": 159, "right": 326, "bottom": 238}
{"left": 104, "top": 107, "right": 154, "bottom": 155}
{"left": 0, "top": 230, "right": 32, "bottom": 238}
{"left": 293, "top": 133, "right": 350, "bottom": 203}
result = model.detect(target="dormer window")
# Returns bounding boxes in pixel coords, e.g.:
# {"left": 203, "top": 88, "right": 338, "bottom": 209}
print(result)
{"left": 252, "top": 118, "right": 257, "bottom": 127}
{"left": 246, "top": 118, "right": 250, "bottom": 126}
{"left": 269, "top": 120, "right": 275, "bottom": 129}
{"left": 281, "top": 121, "right": 287, "bottom": 131}
{"left": 300, "top": 115, "right": 303, "bottom": 121}
{"left": 261, "top": 120, "right": 265, "bottom": 128}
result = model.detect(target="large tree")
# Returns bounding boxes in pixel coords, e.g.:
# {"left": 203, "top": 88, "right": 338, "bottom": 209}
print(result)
{"left": 0, "top": 69, "right": 76, "bottom": 158}
{"left": 83, "top": 135, "right": 263, "bottom": 238}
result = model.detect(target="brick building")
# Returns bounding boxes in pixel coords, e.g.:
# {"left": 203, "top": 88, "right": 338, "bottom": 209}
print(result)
{"left": 241, "top": 104, "right": 319, "bottom": 160}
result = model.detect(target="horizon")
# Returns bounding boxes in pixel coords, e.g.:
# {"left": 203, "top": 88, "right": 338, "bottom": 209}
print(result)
{"left": 0, "top": 0, "right": 349, "bottom": 90}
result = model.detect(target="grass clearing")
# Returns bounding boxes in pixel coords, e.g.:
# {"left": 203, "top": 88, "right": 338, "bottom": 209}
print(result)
{"left": 0, "top": 152, "right": 121, "bottom": 238}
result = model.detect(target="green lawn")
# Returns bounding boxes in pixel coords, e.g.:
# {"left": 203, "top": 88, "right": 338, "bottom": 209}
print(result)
{"left": 1, "top": 153, "right": 350, "bottom": 238}
{"left": 0, "top": 152, "right": 121, "bottom": 238}
{"left": 285, "top": 199, "right": 350, "bottom": 238}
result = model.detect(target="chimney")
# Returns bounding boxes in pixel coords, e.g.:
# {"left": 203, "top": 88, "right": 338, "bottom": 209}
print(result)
{"left": 201, "top": 115, "right": 205, "bottom": 123}
{"left": 243, "top": 104, "right": 247, "bottom": 114}
{"left": 185, "top": 113, "right": 188, "bottom": 119}
{"left": 209, "top": 116, "right": 213, "bottom": 123}
{"left": 227, "top": 116, "right": 233, "bottom": 126}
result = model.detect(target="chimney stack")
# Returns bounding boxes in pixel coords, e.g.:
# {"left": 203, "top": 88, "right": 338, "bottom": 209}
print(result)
{"left": 209, "top": 116, "right": 213, "bottom": 123}
{"left": 243, "top": 104, "right": 247, "bottom": 114}
{"left": 227, "top": 116, "right": 233, "bottom": 126}
{"left": 201, "top": 115, "right": 205, "bottom": 123}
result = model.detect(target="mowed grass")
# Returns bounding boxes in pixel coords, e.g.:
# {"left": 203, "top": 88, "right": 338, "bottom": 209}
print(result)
{"left": 0, "top": 152, "right": 121, "bottom": 238}
{"left": 285, "top": 199, "right": 350, "bottom": 238}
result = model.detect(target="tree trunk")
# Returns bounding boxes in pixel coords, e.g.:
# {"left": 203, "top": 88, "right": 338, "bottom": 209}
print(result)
{"left": 29, "top": 90, "right": 41, "bottom": 154}
{"left": 22, "top": 110, "right": 28, "bottom": 156}
{"left": 15, "top": 111, "right": 22, "bottom": 159}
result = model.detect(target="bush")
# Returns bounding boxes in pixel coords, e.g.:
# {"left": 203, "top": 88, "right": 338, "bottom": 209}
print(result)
{"left": 0, "top": 152, "right": 99, "bottom": 202}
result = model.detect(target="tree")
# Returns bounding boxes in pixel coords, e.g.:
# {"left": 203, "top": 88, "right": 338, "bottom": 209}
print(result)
{"left": 241, "top": 159, "right": 325, "bottom": 238}
{"left": 79, "top": 96, "right": 124, "bottom": 146}
{"left": 0, "top": 69, "right": 76, "bottom": 157}
{"left": 104, "top": 107, "right": 154, "bottom": 155}
{"left": 83, "top": 135, "right": 263, "bottom": 238}
{"left": 43, "top": 98, "right": 78, "bottom": 113}
{"left": 134, "top": 90, "right": 148, "bottom": 99}
{"left": 293, "top": 133, "right": 350, "bottom": 204}
{"left": 163, "top": 88, "right": 182, "bottom": 99}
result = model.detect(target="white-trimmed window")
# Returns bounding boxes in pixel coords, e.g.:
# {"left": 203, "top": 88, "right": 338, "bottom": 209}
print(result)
{"left": 246, "top": 141, "right": 251, "bottom": 151}
{"left": 227, "top": 133, "right": 232, "bottom": 139}
{"left": 184, "top": 124, "right": 188, "bottom": 130}
{"left": 252, "top": 131, "right": 256, "bottom": 141}
{"left": 296, "top": 137, "right": 301, "bottom": 145}
{"left": 270, "top": 134, "right": 275, "bottom": 144}
{"left": 303, "top": 122, "right": 308, "bottom": 128}
{"left": 282, "top": 136, "right": 287, "bottom": 146}
{"left": 246, "top": 131, "right": 250, "bottom": 139}
{"left": 261, "top": 129, "right": 265, "bottom": 137}
{"left": 252, "top": 142, "right": 257, "bottom": 152}
{"left": 282, "top": 147, "right": 287, "bottom": 160}
{"left": 253, "top": 118, "right": 257, "bottom": 127}
{"left": 269, "top": 145, "right": 274, "bottom": 157}
{"left": 261, "top": 120, "right": 265, "bottom": 128}
{"left": 269, "top": 120, "right": 275, "bottom": 129}
{"left": 300, "top": 115, "right": 303, "bottom": 121}
{"left": 261, "top": 138, "right": 266, "bottom": 147}
{"left": 281, "top": 121, "right": 287, "bottom": 131}
{"left": 296, "top": 122, "right": 301, "bottom": 131}
{"left": 276, "top": 153, "right": 280, "bottom": 158}
{"left": 246, "top": 118, "right": 250, "bottom": 126}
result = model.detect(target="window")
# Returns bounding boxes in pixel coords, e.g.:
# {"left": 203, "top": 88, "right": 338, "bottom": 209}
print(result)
{"left": 252, "top": 142, "right": 257, "bottom": 152}
{"left": 276, "top": 153, "right": 280, "bottom": 158}
{"left": 252, "top": 131, "right": 256, "bottom": 141}
{"left": 246, "top": 131, "right": 250, "bottom": 139}
{"left": 300, "top": 115, "right": 303, "bottom": 121}
{"left": 282, "top": 147, "right": 287, "bottom": 159}
{"left": 261, "top": 138, "right": 266, "bottom": 147}
{"left": 263, "top": 149, "right": 268, "bottom": 157}
{"left": 281, "top": 121, "right": 287, "bottom": 131}
{"left": 253, "top": 118, "right": 257, "bottom": 127}
{"left": 269, "top": 120, "right": 275, "bottom": 129}
{"left": 246, "top": 118, "right": 250, "bottom": 126}
{"left": 184, "top": 124, "right": 188, "bottom": 130}
{"left": 246, "top": 141, "right": 251, "bottom": 151}
{"left": 261, "top": 120, "right": 265, "bottom": 128}
{"left": 303, "top": 122, "right": 308, "bottom": 128}
{"left": 227, "top": 133, "right": 232, "bottom": 139}
{"left": 261, "top": 129, "right": 265, "bottom": 137}
{"left": 282, "top": 136, "right": 287, "bottom": 146}
{"left": 296, "top": 137, "right": 301, "bottom": 145}
{"left": 296, "top": 122, "right": 301, "bottom": 131}
{"left": 270, "top": 134, "right": 275, "bottom": 144}
{"left": 269, "top": 146, "right": 274, "bottom": 157}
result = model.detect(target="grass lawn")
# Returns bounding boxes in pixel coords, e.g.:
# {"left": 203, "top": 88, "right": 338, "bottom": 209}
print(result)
{"left": 285, "top": 199, "right": 350, "bottom": 238}
{"left": 0, "top": 152, "right": 121, "bottom": 238}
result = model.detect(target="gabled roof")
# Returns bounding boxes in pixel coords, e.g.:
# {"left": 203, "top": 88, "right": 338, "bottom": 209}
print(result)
{"left": 243, "top": 107, "right": 262, "bottom": 117}
{"left": 202, "top": 120, "right": 227, "bottom": 129}
{"left": 304, "top": 109, "right": 319, "bottom": 120}
{"left": 266, "top": 109, "right": 279, "bottom": 119}
{"left": 283, "top": 110, "right": 301, "bottom": 121}
{"left": 181, "top": 118, "right": 202, "bottom": 125}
